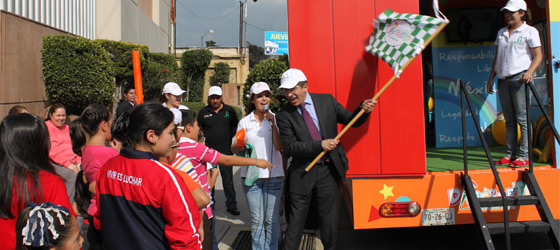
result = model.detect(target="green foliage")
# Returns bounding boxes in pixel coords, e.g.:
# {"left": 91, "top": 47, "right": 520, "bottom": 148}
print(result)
{"left": 244, "top": 58, "right": 288, "bottom": 113}
{"left": 144, "top": 62, "right": 178, "bottom": 102}
{"left": 180, "top": 49, "right": 213, "bottom": 102}
{"left": 188, "top": 79, "right": 204, "bottom": 102}
{"left": 42, "top": 35, "right": 115, "bottom": 115}
{"left": 277, "top": 54, "right": 290, "bottom": 68}
{"left": 205, "top": 40, "right": 216, "bottom": 47}
{"left": 210, "top": 62, "right": 230, "bottom": 86}
{"left": 95, "top": 39, "right": 150, "bottom": 87}
{"left": 249, "top": 43, "right": 266, "bottom": 69}
{"left": 143, "top": 53, "right": 179, "bottom": 101}
{"left": 182, "top": 102, "right": 206, "bottom": 114}
{"left": 232, "top": 105, "right": 243, "bottom": 121}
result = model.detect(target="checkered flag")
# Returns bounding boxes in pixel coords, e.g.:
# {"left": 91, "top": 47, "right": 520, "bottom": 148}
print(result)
{"left": 366, "top": 8, "right": 448, "bottom": 78}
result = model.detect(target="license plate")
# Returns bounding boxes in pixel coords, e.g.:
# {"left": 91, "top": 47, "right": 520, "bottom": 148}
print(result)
{"left": 421, "top": 208, "right": 455, "bottom": 226}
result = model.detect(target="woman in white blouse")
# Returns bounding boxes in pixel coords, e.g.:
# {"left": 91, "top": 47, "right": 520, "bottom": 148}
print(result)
{"left": 231, "top": 82, "right": 284, "bottom": 250}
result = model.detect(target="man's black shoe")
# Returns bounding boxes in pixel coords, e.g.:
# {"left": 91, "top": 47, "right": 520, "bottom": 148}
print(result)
{"left": 227, "top": 208, "right": 240, "bottom": 216}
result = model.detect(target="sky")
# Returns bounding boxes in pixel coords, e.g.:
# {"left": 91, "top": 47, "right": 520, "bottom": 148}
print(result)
{"left": 175, "top": 0, "right": 288, "bottom": 48}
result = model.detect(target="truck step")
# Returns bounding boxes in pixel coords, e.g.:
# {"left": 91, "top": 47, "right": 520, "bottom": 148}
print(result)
{"left": 478, "top": 196, "right": 539, "bottom": 208}
{"left": 487, "top": 221, "right": 551, "bottom": 234}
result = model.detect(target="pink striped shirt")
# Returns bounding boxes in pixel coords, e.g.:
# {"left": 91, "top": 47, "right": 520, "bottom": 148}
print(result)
{"left": 175, "top": 137, "right": 220, "bottom": 218}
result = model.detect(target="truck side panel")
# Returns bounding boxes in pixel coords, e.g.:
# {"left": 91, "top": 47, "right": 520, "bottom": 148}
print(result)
{"left": 353, "top": 167, "right": 560, "bottom": 229}
{"left": 287, "top": 0, "right": 426, "bottom": 177}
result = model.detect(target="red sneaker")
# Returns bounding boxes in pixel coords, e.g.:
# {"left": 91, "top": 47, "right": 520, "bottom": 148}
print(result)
{"left": 509, "top": 159, "right": 529, "bottom": 167}
{"left": 494, "top": 157, "right": 511, "bottom": 165}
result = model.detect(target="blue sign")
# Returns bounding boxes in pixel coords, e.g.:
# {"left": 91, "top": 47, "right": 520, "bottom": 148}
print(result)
{"left": 264, "top": 31, "right": 288, "bottom": 55}
{"left": 432, "top": 46, "right": 499, "bottom": 148}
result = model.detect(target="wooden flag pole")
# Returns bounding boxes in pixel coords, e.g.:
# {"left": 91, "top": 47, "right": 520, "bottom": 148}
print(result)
{"left": 305, "top": 22, "right": 447, "bottom": 172}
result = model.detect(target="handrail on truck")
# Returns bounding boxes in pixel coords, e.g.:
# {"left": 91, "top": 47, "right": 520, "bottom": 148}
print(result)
{"left": 459, "top": 79, "right": 560, "bottom": 250}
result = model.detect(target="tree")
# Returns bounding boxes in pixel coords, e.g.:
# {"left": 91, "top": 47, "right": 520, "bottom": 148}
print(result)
{"left": 180, "top": 49, "right": 213, "bottom": 102}
{"left": 210, "top": 62, "right": 230, "bottom": 86}
{"left": 249, "top": 43, "right": 266, "bottom": 69}
{"left": 205, "top": 40, "right": 217, "bottom": 47}
{"left": 244, "top": 58, "right": 288, "bottom": 113}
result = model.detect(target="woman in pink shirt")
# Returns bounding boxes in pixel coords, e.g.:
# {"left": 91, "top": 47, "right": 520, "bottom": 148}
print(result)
{"left": 45, "top": 103, "right": 81, "bottom": 172}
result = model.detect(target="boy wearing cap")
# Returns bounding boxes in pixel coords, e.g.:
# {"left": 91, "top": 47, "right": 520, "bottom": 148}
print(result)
{"left": 276, "top": 68, "right": 375, "bottom": 250}
{"left": 197, "top": 86, "right": 241, "bottom": 215}
{"left": 486, "top": 0, "right": 542, "bottom": 167}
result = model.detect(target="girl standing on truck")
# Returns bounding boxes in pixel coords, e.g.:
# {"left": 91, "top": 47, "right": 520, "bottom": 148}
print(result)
{"left": 486, "top": 0, "right": 542, "bottom": 167}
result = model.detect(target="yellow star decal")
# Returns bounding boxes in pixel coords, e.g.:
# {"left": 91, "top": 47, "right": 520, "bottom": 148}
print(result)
{"left": 379, "top": 184, "right": 394, "bottom": 199}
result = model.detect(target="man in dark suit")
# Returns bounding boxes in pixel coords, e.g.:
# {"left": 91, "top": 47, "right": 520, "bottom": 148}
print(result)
{"left": 276, "top": 68, "right": 375, "bottom": 250}
{"left": 115, "top": 85, "right": 137, "bottom": 119}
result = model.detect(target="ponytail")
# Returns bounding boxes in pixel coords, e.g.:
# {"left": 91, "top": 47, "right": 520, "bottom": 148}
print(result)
{"left": 69, "top": 119, "right": 85, "bottom": 157}
{"left": 80, "top": 104, "right": 111, "bottom": 136}
{"left": 111, "top": 110, "right": 130, "bottom": 147}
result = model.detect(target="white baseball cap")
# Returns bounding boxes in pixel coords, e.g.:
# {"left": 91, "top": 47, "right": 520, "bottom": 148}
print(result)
{"left": 250, "top": 82, "right": 272, "bottom": 95}
{"left": 162, "top": 82, "right": 186, "bottom": 96}
{"left": 501, "top": 0, "right": 527, "bottom": 12}
{"left": 279, "top": 69, "right": 307, "bottom": 89}
{"left": 208, "top": 86, "right": 223, "bottom": 96}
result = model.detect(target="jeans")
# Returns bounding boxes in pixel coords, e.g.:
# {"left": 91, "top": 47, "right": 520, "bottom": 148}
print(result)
{"left": 242, "top": 177, "right": 284, "bottom": 250}
{"left": 498, "top": 71, "right": 531, "bottom": 159}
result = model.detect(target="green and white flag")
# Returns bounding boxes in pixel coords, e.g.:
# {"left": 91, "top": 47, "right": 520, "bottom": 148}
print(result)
{"left": 365, "top": 5, "right": 448, "bottom": 78}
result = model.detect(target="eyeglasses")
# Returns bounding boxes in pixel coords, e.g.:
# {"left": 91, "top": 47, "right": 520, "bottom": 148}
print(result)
{"left": 282, "top": 84, "right": 303, "bottom": 95}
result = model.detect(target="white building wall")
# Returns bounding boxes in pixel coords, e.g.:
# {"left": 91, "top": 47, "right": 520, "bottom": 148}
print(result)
{"left": 98, "top": 0, "right": 169, "bottom": 53}
{"left": 1, "top": 0, "right": 96, "bottom": 39}
{"left": 1, "top": 0, "right": 170, "bottom": 52}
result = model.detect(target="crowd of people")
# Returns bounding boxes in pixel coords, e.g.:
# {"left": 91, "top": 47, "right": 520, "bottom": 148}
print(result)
{"left": 0, "top": 68, "right": 375, "bottom": 250}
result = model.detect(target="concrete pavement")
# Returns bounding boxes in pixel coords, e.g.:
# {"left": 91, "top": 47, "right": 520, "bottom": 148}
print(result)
{"left": 213, "top": 166, "right": 324, "bottom": 249}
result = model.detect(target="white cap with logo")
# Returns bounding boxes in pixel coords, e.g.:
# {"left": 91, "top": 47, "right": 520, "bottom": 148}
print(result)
{"left": 162, "top": 82, "right": 186, "bottom": 96}
{"left": 208, "top": 86, "right": 223, "bottom": 96}
{"left": 501, "top": 0, "right": 527, "bottom": 12}
{"left": 279, "top": 69, "right": 307, "bottom": 89}
{"left": 250, "top": 82, "right": 272, "bottom": 95}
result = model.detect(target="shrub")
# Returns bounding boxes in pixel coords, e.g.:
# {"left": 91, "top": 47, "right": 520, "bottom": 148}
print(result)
{"left": 180, "top": 49, "right": 213, "bottom": 102}
{"left": 183, "top": 102, "right": 206, "bottom": 114}
{"left": 143, "top": 62, "right": 178, "bottom": 101}
{"left": 95, "top": 39, "right": 150, "bottom": 87}
{"left": 143, "top": 53, "right": 179, "bottom": 101}
{"left": 231, "top": 105, "right": 243, "bottom": 120}
{"left": 210, "top": 62, "right": 230, "bottom": 86}
{"left": 42, "top": 35, "right": 115, "bottom": 115}
{"left": 244, "top": 58, "right": 288, "bottom": 113}
{"left": 150, "top": 52, "right": 179, "bottom": 80}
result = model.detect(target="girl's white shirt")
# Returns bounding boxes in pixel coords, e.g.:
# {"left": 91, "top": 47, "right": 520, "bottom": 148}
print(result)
{"left": 236, "top": 111, "right": 284, "bottom": 178}
{"left": 494, "top": 22, "right": 541, "bottom": 79}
